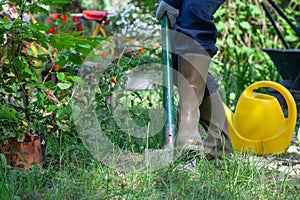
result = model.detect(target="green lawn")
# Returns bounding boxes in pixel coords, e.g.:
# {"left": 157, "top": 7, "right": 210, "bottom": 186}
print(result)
{"left": 1, "top": 136, "right": 299, "bottom": 199}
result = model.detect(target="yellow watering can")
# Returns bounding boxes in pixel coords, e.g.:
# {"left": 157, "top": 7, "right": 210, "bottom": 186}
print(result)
{"left": 224, "top": 81, "right": 297, "bottom": 155}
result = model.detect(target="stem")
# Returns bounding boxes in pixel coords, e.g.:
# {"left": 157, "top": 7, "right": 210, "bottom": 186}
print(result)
{"left": 9, "top": 5, "right": 31, "bottom": 124}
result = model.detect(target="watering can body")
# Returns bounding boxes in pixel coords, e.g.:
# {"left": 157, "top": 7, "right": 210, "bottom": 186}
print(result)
{"left": 224, "top": 81, "right": 297, "bottom": 155}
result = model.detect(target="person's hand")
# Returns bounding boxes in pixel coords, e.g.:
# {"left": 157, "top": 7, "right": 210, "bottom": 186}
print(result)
{"left": 155, "top": 1, "right": 179, "bottom": 27}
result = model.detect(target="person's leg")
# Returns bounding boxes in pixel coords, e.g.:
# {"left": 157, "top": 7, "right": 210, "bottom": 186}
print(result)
{"left": 175, "top": 53, "right": 211, "bottom": 150}
{"left": 199, "top": 75, "right": 232, "bottom": 158}
{"left": 171, "top": 0, "right": 227, "bottom": 152}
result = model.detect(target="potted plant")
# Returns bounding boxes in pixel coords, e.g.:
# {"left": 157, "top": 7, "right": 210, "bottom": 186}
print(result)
{"left": 0, "top": 0, "right": 99, "bottom": 169}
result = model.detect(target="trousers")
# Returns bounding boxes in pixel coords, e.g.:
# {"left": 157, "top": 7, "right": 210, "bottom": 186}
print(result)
{"left": 169, "top": 0, "right": 232, "bottom": 156}
{"left": 172, "top": 0, "right": 226, "bottom": 57}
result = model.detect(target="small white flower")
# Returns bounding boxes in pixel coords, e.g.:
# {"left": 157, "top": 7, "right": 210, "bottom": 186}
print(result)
{"left": 116, "top": 20, "right": 122, "bottom": 25}
{"left": 140, "top": 22, "right": 147, "bottom": 28}
{"left": 132, "top": 13, "right": 138, "bottom": 18}
{"left": 130, "top": 4, "right": 135, "bottom": 10}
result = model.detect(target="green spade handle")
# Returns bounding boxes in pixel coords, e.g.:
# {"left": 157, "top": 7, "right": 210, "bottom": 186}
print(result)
{"left": 161, "top": 15, "right": 176, "bottom": 149}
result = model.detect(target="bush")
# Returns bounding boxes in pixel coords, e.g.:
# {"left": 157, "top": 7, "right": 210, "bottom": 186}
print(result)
{"left": 214, "top": 0, "right": 300, "bottom": 107}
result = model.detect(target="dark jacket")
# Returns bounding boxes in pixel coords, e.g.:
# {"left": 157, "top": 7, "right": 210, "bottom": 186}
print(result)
{"left": 164, "top": 0, "right": 183, "bottom": 10}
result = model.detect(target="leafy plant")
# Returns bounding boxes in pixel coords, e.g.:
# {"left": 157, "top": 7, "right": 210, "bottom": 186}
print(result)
{"left": 214, "top": 0, "right": 299, "bottom": 108}
{"left": 0, "top": 0, "right": 99, "bottom": 143}
{"left": 93, "top": 46, "right": 163, "bottom": 153}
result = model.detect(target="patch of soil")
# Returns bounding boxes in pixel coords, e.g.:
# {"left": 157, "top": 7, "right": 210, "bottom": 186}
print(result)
{"left": 251, "top": 140, "right": 300, "bottom": 178}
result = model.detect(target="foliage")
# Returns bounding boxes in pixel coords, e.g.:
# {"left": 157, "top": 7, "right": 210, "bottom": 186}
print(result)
{"left": 72, "top": 3, "right": 163, "bottom": 152}
{"left": 81, "top": 0, "right": 106, "bottom": 11}
{"left": 0, "top": 0, "right": 299, "bottom": 199}
{"left": 0, "top": 0, "right": 99, "bottom": 142}
{"left": 93, "top": 46, "right": 163, "bottom": 152}
{"left": 213, "top": 0, "right": 300, "bottom": 107}
{"left": 129, "top": 0, "right": 157, "bottom": 12}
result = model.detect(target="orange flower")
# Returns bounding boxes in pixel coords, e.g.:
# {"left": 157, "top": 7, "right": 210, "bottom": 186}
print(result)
{"left": 101, "top": 53, "right": 108, "bottom": 58}
{"left": 61, "top": 14, "right": 67, "bottom": 22}
{"left": 53, "top": 64, "right": 60, "bottom": 70}
{"left": 138, "top": 47, "right": 146, "bottom": 53}
{"left": 50, "top": 13, "right": 60, "bottom": 20}
{"left": 82, "top": 58, "right": 86, "bottom": 62}
{"left": 114, "top": 56, "right": 120, "bottom": 61}
{"left": 51, "top": 48, "right": 58, "bottom": 54}
{"left": 111, "top": 77, "right": 117, "bottom": 84}
{"left": 28, "top": 60, "right": 35, "bottom": 66}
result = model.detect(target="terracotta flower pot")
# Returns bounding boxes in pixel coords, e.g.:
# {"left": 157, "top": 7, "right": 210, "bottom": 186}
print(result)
{"left": 2, "top": 136, "right": 45, "bottom": 169}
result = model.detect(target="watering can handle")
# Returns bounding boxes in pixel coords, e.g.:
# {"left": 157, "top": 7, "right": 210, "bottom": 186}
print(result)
{"left": 244, "top": 81, "right": 297, "bottom": 123}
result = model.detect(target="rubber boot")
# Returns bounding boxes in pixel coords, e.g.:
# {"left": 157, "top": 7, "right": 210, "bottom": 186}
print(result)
{"left": 175, "top": 53, "right": 211, "bottom": 150}
{"left": 199, "top": 75, "right": 232, "bottom": 158}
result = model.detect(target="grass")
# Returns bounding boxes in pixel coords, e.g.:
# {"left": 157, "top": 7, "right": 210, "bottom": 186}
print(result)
{"left": 2, "top": 45, "right": 300, "bottom": 199}
{"left": 1, "top": 133, "right": 299, "bottom": 200}
{"left": 2, "top": 83, "right": 300, "bottom": 200}
{"left": 2, "top": 71, "right": 300, "bottom": 199}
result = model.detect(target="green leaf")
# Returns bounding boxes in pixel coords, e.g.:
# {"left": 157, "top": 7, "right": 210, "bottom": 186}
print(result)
{"left": 57, "top": 83, "right": 71, "bottom": 90}
{"left": 240, "top": 21, "right": 251, "bottom": 30}
{"left": 0, "top": 153, "right": 7, "bottom": 169}
{"left": 0, "top": 107, "right": 17, "bottom": 121}
{"left": 56, "top": 72, "right": 65, "bottom": 81}
{"left": 47, "top": 105, "right": 58, "bottom": 112}
{"left": 57, "top": 59, "right": 68, "bottom": 68}
{"left": 29, "top": 4, "right": 49, "bottom": 15}
{"left": 30, "top": 0, "right": 71, "bottom": 12}
{"left": 56, "top": 104, "right": 72, "bottom": 119}
{"left": 24, "top": 66, "right": 34, "bottom": 76}
{"left": 4, "top": 22, "right": 13, "bottom": 29}
{"left": 69, "top": 53, "right": 83, "bottom": 65}
{"left": 29, "top": 23, "right": 51, "bottom": 32}
{"left": 37, "top": 91, "right": 45, "bottom": 107}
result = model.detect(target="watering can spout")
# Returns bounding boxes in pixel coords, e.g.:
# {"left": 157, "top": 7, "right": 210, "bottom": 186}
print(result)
{"left": 223, "top": 81, "right": 297, "bottom": 155}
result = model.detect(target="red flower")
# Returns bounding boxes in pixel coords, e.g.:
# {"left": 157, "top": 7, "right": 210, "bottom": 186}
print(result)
{"left": 48, "top": 26, "right": 56, "bottom": 34}
{"left": 61, "top": 14, "right": 67, "bottom": 22}
{"left": 75, "top": 23, "right": 84, "bottom": 31}
{"left": 114, "top": 56, "right": 120, "bottom": 61}
{"left": 47, "top": 18, "right": 52, "bottom": 24}
{"left": 53, "top": 64, "right": 60, "bottom": 70}
{"left": 72, "top": 17, "right": 80, "bottom": 23}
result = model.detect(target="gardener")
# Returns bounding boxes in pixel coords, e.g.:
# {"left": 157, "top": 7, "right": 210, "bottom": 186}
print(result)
{"left": 156, "top": 0, "right": 232, "bottom": 159}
